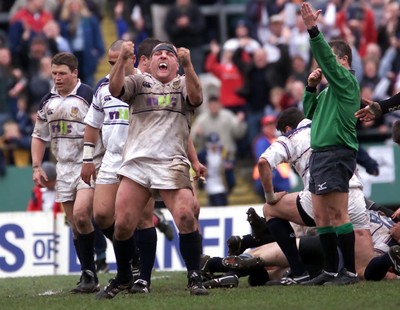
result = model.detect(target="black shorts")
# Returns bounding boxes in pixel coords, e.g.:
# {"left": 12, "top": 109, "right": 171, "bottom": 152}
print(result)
{"left": 309, "top": 146, "right": 356, "bottom": 195}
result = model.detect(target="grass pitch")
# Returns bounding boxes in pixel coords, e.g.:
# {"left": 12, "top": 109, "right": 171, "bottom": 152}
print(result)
{"left": 1, "top": 272, "right": 400, "bottom": 310}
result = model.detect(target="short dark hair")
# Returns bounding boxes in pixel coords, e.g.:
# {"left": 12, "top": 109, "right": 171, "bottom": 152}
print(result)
{"left": 51, "top": 52, "right": 78, "bottom": 72}
{"left": 138, "top": 38, "right": 162, "bottom": 59}
{"left": 329, "top": 39, "right": 352, "bottom": 67}
{"left": 109, "top": 39, "right": 125, "bottom": 52}
{"left": 276, "top": 107, "right": 305, "bottom": 132}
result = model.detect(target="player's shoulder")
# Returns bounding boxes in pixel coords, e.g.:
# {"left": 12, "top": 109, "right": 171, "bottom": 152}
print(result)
{"left": 38, "top": 92, "right": 56, "bottom": 110}
{"left": 94, "top": 77, "right": 110, "bottom": 93}
{"left": 76, "top": 83, "right": 95, "bottom": 105}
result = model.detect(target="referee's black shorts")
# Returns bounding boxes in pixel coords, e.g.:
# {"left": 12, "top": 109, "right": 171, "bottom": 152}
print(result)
{"left": 309, "top": 146, "right": 356, "bottom": 195}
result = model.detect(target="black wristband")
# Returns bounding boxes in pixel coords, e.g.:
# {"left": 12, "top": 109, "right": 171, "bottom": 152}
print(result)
{"left": 306, "top": 85, "right": 317, "bottom": 93}
{"left": 379, "top": 92, "right": 400, "bottom": 114}
{"left": 307, "top": 25, "right": 320, "bottom": 38}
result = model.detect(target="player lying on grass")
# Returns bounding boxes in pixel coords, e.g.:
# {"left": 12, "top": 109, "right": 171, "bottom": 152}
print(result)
{"left": 200, "top": 207, "right": 400, "bottom": 288}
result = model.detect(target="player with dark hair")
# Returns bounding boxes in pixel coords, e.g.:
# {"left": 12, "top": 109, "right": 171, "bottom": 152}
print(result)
{"left": 31, "top": 52, "right": 104, "bottom": 293}
{"left": 98, "top": 40, "right": 208, "bottom": 297}
{"left": 257, "top": 107, "right": 373, "bottom": 285}
{"left": 299, "top": 2, "right": 360, "bottom": 285}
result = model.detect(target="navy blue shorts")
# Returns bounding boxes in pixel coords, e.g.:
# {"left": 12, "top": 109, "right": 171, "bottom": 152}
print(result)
{"left": 309, "top": 146, "right": 356, "bottom": 195}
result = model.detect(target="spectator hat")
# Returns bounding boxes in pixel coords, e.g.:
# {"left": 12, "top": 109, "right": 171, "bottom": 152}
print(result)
{"left": 207, "top": 132, "right": 221, "bottom": 145}
{"left": 41, "top": 161, "right": 57, "bottom": 181}
{"left": 261, "top": 115, "right": 277, "bottom": 126}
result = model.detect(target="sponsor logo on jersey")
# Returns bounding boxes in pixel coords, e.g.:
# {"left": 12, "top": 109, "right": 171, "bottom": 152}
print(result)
{"left": 146, "top": 94, "right": 178, "bottom": 108}
{"left": 70, "top": 107, "right": 79, "bottom": 118}
{"left": 142, "top": 81, "right": 152, "bottom": 88}
{"left": 51, "top": 120, "right": 73, "bottom": 134}
{"left": 47, "top": 109, "right": 54, "bottom": 115}
{"left": 172, "top": 80, "right": 180, "bottom": 90}
{"left": 104, "top": 95, "right": 112, "bottom": 101}
{"left": 109, "top": 108, "right": 129, "bottom": 120}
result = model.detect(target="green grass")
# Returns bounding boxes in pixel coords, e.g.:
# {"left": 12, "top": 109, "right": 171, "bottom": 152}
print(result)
{"left": 0, "top": 272, "right": 400, "bottom": 310}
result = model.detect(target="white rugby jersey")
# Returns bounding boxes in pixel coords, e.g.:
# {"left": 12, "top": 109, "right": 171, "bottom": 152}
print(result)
{"left": 84, "top": 75, "right": 128, "bottom": 153}
{"left": 32, "top": 81, "right": 104, "bottom": 164}
{"left": 119, "top": 73, "right": 195, "bottom": 164}
{"left": 368, "top": 210, "right": 396, "bottom": 254}
{"left": 260, "top": 119, "right": 312, "bottom": 190}
{"left": 260, "top": 119, "right": 363, "bottom": 191}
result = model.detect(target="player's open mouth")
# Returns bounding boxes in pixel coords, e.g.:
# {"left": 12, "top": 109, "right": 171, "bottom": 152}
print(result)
{"left": 159, "top": 63, "right": 168, "bottom": 71}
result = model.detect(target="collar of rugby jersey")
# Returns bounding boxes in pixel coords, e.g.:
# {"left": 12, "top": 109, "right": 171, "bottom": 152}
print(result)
{"left": 297, "top": 118, "right": 312, "bottom": 128}
{"left": 50, "top": 79, "right": 81, "bottom": 97}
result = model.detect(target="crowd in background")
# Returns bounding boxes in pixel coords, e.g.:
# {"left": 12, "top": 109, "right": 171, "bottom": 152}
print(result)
{"left": 0, "top": 0, "right": 398, "bottom": 201}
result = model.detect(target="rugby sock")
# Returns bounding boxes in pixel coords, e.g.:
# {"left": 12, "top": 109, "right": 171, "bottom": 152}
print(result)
{"left": 77, "top": 231, "right": 97, "bottom": 279}
{"left": 73, "top": 238, "right": 82, "bottom": 266}
{"left": 179, "top": 231, "right": 202, "bottom": 271}
{"left": 241, "top": 233, "right": 275, "bottom": 250}
{"left": 364, "top": 253, "right": 392, "bottom": 281}
{"left": 101, "top": 223, "right": 115, "bottom": 241}
{"left": 248, "top": 269, "right": 270, "bottom": 286}
{"left": 298, "top": 235, "right": 324, "bottom": 278}
{"left": 317, "top": 226, "right": 338, "bottom": 273}
{"left": 94, "top": 227, "right": 107, "bottom": 261}
{"left": 336, "top": 222, "right": 356, "bottom": 273}
{"left": 136, "top": 227, "right": 157, "bottom": 285}
{"left": 207, "top": 257, "right": 229, "bottom": 273}
{"left": 267, "top": 218, "right": 306, "bottom": 276}
{"left": 113, "top": 235, "right": 136, "bottom": 284}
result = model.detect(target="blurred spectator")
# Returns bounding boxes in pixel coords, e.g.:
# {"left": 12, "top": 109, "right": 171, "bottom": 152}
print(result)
{"left": 53, "top": 0, "right": 103, "bottom": 21}
{"left": 191, "top": 95, "right": 247, "bottom": 191}
{"left": 364, "top": 42, "right": 382, "bottom": 66}
{"left": 16, "top": 35, "right": 53, "bottom": 80}
{"left": 284, "top": 79, "right": 305, "bottom": 111}
{"left": 265, "top": 86, "right": 285, "bottom": 116}
{"left": 26, "top": 161, "right": 62, "bottom": 216}
{"left": 233, "top": 44, "right": 290, "bottom": 144}
{"left": 0, "top": 46, "right": 26, "bottom": 132}
{"left": 360, "top": 58, "right": 380, "bottom": 90}
{"left": 27, "top": 56, "right": 53, "bottom": 107}
{"left": 197, "top": 132, "right": 231, "bottom": 206}
{"left": 287, "top": 54, "right": 309, "bottom": 84}
{"left": 10, "top": 0, "right": 59, "bottom": 16}
{"left": 288, "top": 9, "right": 310, "bottom": 66}
{"left": 165, "top": 0, "right": 205, "bottom": 74}
{"left": 205, "top": 40, "right": 246, "bottom": 114}
{"left": 59, "top": 0, "right": 104, "bottom": 86}
{"left": 1, "top": 118, "right": 30, "bottom": 166}
{"left": 114, "top": 1, "right": 149, "bottom": 42}
{"left": 244, "top": 0, "right": 285, "bottom": 44}
{"left": 43, "top": 19, "right": 71, "bottom": 53}
{"left": 376, "top": 0, "right": 400, "bottom": 55}
{"left": 150, "top": 0, "right": 175, "bottom": 41}
{"left": 8, "top": 0, "right": 53, "bottom": 54}
{"left": 336, "top": 0, "right": 377, "bottom": 58}
{"left": 260, "top": 14, "right": 291, "bottom": 63}
{"left": 252, "top": 114, "right": 291, "bottom": 199}
{"left": 223, "top": 19, "right": 260, "bottom": 57}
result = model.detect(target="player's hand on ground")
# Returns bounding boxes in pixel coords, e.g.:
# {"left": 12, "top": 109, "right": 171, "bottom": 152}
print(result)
{"left": 80, "top": 163, "right": 96, "bottom": 185}
{"left": 355, "top": 98, "right": 382, "bottom": 121}
{"left": 177, "top": 47, "right": 191, "bottom": 68}
{"left": 307, "top": 68, "right": 322, "bottom": 87}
